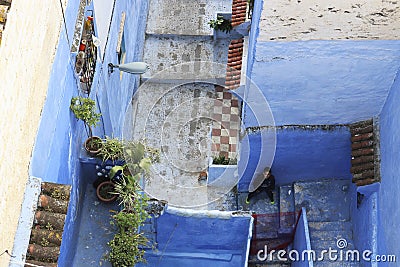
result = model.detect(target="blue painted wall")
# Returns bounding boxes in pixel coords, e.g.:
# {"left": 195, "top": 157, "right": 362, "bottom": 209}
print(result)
{"left": 238, "top": 126, "right": 352, "bottom": 192}
{"left": 95, "top": 0, "right": 148, "bottom": 137}
{"left": 245, "top": 0, "right": 262, "bottom": 80}
{"left": 28, "top": 0, "right": 85, "bottom": 265}
{"left": 137, "top": 209, "right": 252, "bottom": 267}
{"left": 351, "top": 184, "right": 382, "bottom": 267}
{"left": 247, "top": 40, "right": 400, "bottom": 126}
{"left": 378, "top": 67, "right": 400, "bottom": 261}
{"left": 292, "top": 208, "right": 312, "bottom": 267}
{"left": 29, "top": 0, "right": 149, "bottom": 266}
{"left": 29, "top": 0, "right": 81, "bottom": 185}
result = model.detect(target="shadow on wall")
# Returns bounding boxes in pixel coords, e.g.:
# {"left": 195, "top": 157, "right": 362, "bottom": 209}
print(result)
{"left": 377, "top": 66, "right": 400, "bottom": 260}
{"left": 137, "top": 208, "right": 253, "bottom": 267}
{"left": 238, "top": 126, "right": 352, "bottom": 192}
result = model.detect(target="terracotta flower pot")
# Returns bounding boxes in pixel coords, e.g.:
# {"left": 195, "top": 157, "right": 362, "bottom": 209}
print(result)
{"left": 84, "top": 136, "right": 102, "bottom": 156}
{"left": 96, "top": 181, "right": 117, "bottom": 203}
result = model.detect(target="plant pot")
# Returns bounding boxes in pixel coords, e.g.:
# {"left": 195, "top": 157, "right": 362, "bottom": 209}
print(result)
{"left": 84, "top": 136, "right": 102, "bottom": 156}
{"left": 96, "top": 181, "right": 117, "bottom": 203}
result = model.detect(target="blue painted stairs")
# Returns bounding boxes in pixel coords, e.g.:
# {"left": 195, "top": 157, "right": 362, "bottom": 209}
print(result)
{"left": 294, "top": 179, "right": 359, "bottom": 267}
{"left": 248, "top": 179, "right": 358, "bottom": 267}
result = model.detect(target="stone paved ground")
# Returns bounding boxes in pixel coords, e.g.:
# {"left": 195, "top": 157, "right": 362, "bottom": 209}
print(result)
{"left": 130, "top": 0, "right": 239, "bottom": 208}
{"left": 130, "top": 81, "right": 227, "bottom": 208}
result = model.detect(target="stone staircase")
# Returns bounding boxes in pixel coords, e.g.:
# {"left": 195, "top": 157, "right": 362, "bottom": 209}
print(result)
{"left": 247, "top": 178, "right": 357, "bottom": 267}
{"left": 294, "top": 179, "right": 359, "bottom": 267}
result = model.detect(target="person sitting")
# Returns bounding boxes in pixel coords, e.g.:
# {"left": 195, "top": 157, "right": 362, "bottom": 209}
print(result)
{"left": 245, "top": 167, "right": 275, "bottom": 204}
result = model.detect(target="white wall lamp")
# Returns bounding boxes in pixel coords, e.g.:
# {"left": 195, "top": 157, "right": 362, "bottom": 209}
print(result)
{"left": 108, "top": 62, "right": 149, "bottom": 75}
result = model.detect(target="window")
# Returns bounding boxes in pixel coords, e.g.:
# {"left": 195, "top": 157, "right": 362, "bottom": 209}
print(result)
{"left": 75, "top": 12, "right": 97, "bottom": 94}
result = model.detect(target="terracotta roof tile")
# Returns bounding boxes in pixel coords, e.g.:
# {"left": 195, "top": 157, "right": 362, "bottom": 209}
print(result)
{"left": 350, "top": 119, "right": 379, "bottom": 186}
{"left": 26, "top": 182, "right": 71, "bottom": 266}
{"left": 225, "top": 38, "right": 244, "bottom": 90}
{"left": 231, "top": 0, "right": 247, "bottom": 26}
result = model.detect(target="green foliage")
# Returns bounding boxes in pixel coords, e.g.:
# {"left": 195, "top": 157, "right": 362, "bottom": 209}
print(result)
{"left": 113, "top": 195, "right": 149, "bottom": 231}
{"left": 208, "top": 15, "right": 233, "bottom": 33}
{"left": 70, "top": 96, "right": 101, "bottom": 129}
{"left": 107, "top": 141, "right": 159, "bottom": 267}
{"left": 213, "top": 155, "right": 237, "bottom": 165}
{"left": 108, "top": 177, "right": 150, "bottom": 266}
{"left": 98, "top": 136, "right": 124, "bottom": 162}
{"left": 107, "top": 231, "right": 148, "bottom": 267}
{"left": 113, "top": 176, "right": 143, "bottom": 211}
{"left": 123, "top": 141, "right": 159, "bottom": 177}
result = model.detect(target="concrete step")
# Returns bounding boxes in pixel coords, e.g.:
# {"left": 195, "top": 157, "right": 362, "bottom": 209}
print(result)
{"left": 313, "top": 260, "right": 360, "bottom": 267}
{"left": 255, "top": 231, "right": 279, "bottom": 240}
{"left": 308, "top": 221, "right": 352, "bottom": 232}
{"left": 294, "top": 179, "right": 351, "bottom": 222}
{"left": 248, "top": 254, "right": 291, "bottom": 265}
{"left": 248, "top": 263, "right": 291, "bottom": 267}
{"left": 310, "top": 230, "right": 353, "bottom": 242}
{"left": 279, "top": 184, "right": 295, "bottom": 233}
{"left": 311, "top": 239, "right": 355, "bottom": 251}
{"left": 238, "top": 192, "right": 279, "bottom": 214}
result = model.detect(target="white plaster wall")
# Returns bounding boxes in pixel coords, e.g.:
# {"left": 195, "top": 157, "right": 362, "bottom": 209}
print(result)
{"left": 93, "top": 0, "right": 114, "bottom": 58}
{"left": 0, "top": 1, "right": 63, "bottom": 265}
{"left": 259, "top": 0, "right": 400, "bottom": 41}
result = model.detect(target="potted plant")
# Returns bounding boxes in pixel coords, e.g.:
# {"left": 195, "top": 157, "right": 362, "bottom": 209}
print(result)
{"left": 106, "top": 141, "right": 159, "bottom": 267}
{"left": 107, "top": 210, "right": 149, "bottom": 266}
{"left": 94, "top": 163, "right": 125, "bottom": 203}
{"left": 208, "top": 15, "right": 233, "bottom": 33}
{"left": 96, "top": 180, "right": 117, "bottom": 203}
{"left": 212, "top": 155, "right": 237, "bottom": 165}
{"left": 98, "top": 136, "right": 124, "bottom": 163}
{"left": 208, "top": 155, "right": 238, "bottom": 184}
{"left": 70, "top": 96, "right": 102, "bottom": 156}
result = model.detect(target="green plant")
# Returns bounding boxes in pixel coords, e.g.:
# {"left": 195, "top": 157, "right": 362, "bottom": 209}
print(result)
{"left": 107, "top": 230, "right": 148, "bottom": 267}
{"left": 212, "top": 155, "right": 237, "bottom": 165}
{"left": 107, "top": 141, "right": 159, "bottom": 267}
{"left": 113, "top": 175, "right": 146, "bottom": 211}
{"left": 107, "top": 177, "right": 150, "bottom": 266}
{"left": 208, "top": 15, "right": 233, "bottom": 33}
{"left": 98, "top": 136, "right": 124, "bottom": 162}
{"left": 123, "top": 141, "right": 157, "bottom": 177}
{"left": 70, "top": 96, "right": 101, "bottom": 137}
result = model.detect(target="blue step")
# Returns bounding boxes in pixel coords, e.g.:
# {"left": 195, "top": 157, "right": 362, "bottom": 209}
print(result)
{"left": 308, "top": 221, "right": 352, "bottom": 232}
{"left": 313, "top": 261, "right": 360, "bottom": 267}
{"left": 311, "top": 239, "right": 355, "bottom": 251}
{"left": 294, "top": 179, "right": 351, "bottom": 222}
{"left": 310, "top": 230, "right": 353, "bottom": 242}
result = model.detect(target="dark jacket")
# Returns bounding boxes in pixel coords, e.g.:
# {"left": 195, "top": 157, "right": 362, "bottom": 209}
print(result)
{"left": 260, "top": 175, "right": 275, "bottom": 190}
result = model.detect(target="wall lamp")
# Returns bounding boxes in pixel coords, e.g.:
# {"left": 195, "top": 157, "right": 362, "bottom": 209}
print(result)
{"left": 108, "top": 62, "right": 150, "bottom": 75}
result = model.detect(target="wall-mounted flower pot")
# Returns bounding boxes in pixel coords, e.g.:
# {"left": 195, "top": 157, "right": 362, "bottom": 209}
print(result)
{"left": 84, "top": 136, "right": 102, "bottom": 157}
{"left": 96, "top": 181, "right": 117, "bottom": 203}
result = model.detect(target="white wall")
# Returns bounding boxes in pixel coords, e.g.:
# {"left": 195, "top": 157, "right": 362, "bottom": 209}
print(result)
{"left": 94, "top": 0, "right": 115, "bottom": 58}
{"left": 259, "top": 0, "right": 400, "bottom": 41}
